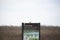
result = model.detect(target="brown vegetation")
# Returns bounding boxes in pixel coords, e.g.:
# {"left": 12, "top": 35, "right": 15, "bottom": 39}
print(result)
{"left": 41, "top": 26, "right": 60, "bottom": 40}
{"left": 0, "top": 26, "right": 60, "bottom": 40}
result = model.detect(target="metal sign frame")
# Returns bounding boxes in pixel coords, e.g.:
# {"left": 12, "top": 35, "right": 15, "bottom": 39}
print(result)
{"left": 22, "top": 23, "right": 40, "bottom": 40}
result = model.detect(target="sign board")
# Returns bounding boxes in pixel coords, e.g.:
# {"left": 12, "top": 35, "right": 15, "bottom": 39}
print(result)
{"left": 22, "top": 23, "right": 40, "bottom": 40}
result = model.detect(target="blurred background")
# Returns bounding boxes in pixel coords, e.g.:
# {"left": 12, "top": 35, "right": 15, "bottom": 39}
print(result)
{"left": 0, "top": 0, "right": 60, "bottom": 40}
{"left": 0, "top": 0, "right": 60, "bottom": 26}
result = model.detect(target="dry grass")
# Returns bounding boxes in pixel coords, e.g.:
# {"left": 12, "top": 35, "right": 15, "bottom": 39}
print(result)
{"left": 41, "top": 27, "right": 60, "bottom": 40}
{"left": 0, "top": 26, "right": 60, "bottom": 40}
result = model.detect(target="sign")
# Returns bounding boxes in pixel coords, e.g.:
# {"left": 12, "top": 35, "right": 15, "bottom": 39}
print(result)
{"left": 22, "top": 23, "right": 40, "bottom": 40}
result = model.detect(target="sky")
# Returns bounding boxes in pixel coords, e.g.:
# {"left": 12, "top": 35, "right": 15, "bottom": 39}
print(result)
{"left": 0, "top": 0, "right": 60, "bottom": 26}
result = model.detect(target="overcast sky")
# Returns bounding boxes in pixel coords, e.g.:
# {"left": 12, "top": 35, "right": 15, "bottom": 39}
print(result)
{"left": 0, "top": 0, "right": 60, "bottom": 26}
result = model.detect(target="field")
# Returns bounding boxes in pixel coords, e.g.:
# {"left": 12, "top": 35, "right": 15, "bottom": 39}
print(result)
{"left": 41, "top": 26, "right": 60, "bottom": 40}
{"left": 0, "top": 26, "right": 60, "bottom": 40}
